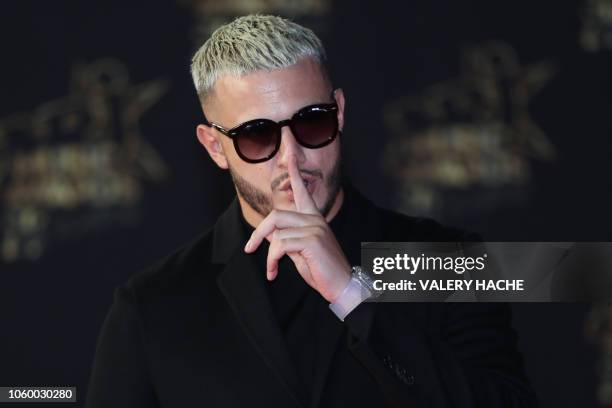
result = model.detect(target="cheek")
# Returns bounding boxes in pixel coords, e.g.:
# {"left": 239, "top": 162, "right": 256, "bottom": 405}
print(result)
{"left": 253, "top": 169, "right": 273, "bottom": 191}
{"left": 314, "top": 143, "right": 340, "bottom": 173}
{"left": 236, "top": 162, "right": 275, "bottom": 192}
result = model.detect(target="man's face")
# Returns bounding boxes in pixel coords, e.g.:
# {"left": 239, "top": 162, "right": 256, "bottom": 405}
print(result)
{"left": 197, "top": 58, "right": 345, "bottom": 224}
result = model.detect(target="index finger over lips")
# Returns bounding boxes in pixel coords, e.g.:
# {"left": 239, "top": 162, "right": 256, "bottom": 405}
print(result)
{"left": 288, "top": 154, "right": 319, "bottom": 215}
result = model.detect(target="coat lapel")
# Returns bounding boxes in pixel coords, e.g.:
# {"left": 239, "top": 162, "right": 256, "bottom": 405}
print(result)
{"left": 308, "top": 302, "right": 345, "bottom": 408}
{"left": 213, "top": 199, "right": 303, "bottom": 407}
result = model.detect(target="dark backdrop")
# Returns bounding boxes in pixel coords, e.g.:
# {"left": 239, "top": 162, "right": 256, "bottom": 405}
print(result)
{"left": 1, "top": 1, "right": 609, "bottom": 406}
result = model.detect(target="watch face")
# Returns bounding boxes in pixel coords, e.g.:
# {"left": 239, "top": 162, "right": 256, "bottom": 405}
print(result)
{"left": 353, "top": 266, "right": 382, "bottom": 298}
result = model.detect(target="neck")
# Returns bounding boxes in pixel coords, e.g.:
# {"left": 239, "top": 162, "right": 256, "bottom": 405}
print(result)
{"left": 239, "top": 188, "right": 345, "bottom": 228}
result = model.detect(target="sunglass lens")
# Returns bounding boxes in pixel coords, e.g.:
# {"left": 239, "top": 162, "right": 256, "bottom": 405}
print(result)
{"left": 292, "top": 108, "right": 338, "bottom": 148}
{"left": 235, "top": 120, "right": 279, "bottom": 162}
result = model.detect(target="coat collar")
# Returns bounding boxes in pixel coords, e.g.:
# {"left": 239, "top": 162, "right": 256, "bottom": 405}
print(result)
{"left": 211, "top": 197, "right": 244, "bottom": 265}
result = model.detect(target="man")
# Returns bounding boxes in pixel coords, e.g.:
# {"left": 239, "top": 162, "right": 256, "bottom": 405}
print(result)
{"left": 87, "top": 15, "right": 536, "bottom": 407}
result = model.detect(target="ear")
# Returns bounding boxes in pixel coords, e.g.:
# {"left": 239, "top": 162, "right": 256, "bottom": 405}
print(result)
{"left": 333, "top": 88, "right": 346, "bottom": 131}
{"left": 196, "top": 124, "right": 229, "bottom": 169}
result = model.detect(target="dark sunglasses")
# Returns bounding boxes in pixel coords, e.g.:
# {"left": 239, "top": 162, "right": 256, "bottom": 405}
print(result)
{"left": 203, "top": 100, "right": 340, "bottom": 163}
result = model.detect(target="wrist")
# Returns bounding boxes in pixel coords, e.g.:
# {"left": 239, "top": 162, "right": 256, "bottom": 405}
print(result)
{"left": 329, "top": 266, "right": 374, "bottom": 321}
{"left": 328, "top": 273, "right": 351, "bottom": 303}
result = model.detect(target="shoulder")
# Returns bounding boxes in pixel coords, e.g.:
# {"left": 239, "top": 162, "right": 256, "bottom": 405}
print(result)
{"left": 345, "top": 183, "right": 479, "bottom": 242}
{"left": 116, "top": 197, "right": 241, "bottom": 304}
{"left": 121, "top": 225, "right": 218, "bottom": 300}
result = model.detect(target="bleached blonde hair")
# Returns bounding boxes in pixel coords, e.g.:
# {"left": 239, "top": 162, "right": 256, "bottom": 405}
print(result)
{"left": 190, "top": 15, "right": 328, "bottom": 102}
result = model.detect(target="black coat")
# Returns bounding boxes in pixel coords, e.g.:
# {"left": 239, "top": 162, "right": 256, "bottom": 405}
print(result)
{"left": 86, "top": 183, "right": 537, "bottom": 407}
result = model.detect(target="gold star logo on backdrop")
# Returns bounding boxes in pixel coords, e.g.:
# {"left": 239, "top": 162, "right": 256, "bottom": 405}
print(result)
{"left": 0, "top": 58, "right": 169, "bottom": 262}
{"left": 382, "top": 41, "right": 557, "bottom": 215}
{"left": 581, "top": 0, "right": 612, "bottom": 52}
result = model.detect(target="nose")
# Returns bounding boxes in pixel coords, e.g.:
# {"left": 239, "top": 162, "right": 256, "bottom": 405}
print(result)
{"left": 276, "top": 125, "right": 306, "bottom": 169}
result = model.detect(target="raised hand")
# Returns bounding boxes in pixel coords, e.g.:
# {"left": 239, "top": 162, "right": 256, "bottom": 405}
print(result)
{"left": 244, "top": 154, "right": 350, "bottom": 302}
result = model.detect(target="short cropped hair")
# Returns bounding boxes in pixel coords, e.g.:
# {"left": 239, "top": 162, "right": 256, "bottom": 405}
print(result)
{"left": 190, "top": 14, "right": 328, "bottom": 102}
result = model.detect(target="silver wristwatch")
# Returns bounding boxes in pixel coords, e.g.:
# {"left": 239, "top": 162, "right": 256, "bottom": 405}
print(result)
{"left": 351, "top": 266, "right": 381, "bottom": 297}
{"left": 329, "top": 266, "right": 380, "bottom": 321}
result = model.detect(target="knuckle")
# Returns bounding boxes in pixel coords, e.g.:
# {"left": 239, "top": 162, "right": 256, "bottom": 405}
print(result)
{"left": 314, "top": 224, "right": 327, "bottom": 237}
{"left": 279, "top": 236, "right": 293, "bottom": 251}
